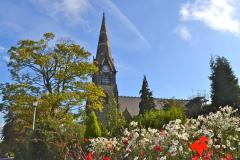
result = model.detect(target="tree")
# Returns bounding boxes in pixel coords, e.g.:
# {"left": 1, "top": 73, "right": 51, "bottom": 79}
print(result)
{"left": 84, "top": 111, "right": 102, "bottom": 138}
{"left": 209, "top": 56, "right": 240, "bottom": 111}
{"left": 0, "top": 33, "right": 105, "bottom": 159}
{"left": 139, "top": 75, "right": 155, "bottom": 114}
{"left": 104, "top": 93, "right": 126, "bottom": 136}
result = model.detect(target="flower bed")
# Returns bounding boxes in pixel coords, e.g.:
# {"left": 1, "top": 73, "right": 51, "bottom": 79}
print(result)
{"left": 87, "top": 106, "right": 240, "bottom": 159}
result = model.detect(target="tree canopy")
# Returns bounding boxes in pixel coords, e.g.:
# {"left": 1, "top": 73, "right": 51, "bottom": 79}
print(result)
{"left": 0, "top": 33, "right": 105, "bottom": 159}
{"left": 209, "top": 56, "right": 240, "bottom": 111}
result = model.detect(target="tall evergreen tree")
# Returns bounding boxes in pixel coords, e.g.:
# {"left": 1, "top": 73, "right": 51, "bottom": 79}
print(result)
{"left": 209, "top": 56, "right": 240, "bottom": 110}
{"left": 139, "top": 76, "right": 155, "bottom": 114}
{"left": 84, "top": 111, "right": 102, "bottom": 138}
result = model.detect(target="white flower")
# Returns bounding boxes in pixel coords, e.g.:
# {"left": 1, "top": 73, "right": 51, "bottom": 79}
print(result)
{"left": 236, "top": 128, "right": 240, "bottom": 132}
{"left": 230, "top": 147, "right": 236, "bottom": 151}
{"left": 214, "top": 145, "right": 220, "bottom": 149}
{"left": 124, "top": 128, "right": 130, "bottom": 136}
{"left": 179, "top": 145, "right": 183, "bottom": 152}
{"left": 130, "top": 121, "right": 138, "bottom": 127}
{"left": 160, "top": 156, "right": 167, "bottom": 160}
{"left": 172, "top": 140, "right": 179, "bottom": 146}
{"left": 226, "top": 140, "right": 231, "bottom": 147}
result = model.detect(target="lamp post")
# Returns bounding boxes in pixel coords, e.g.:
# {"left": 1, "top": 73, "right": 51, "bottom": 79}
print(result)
{"left": 32, "top": 98, "right": 38, "bottom": 131}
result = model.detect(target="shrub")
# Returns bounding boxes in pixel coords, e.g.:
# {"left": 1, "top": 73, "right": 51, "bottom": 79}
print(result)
{"left": 135, "top": 101, "right": 185, "bottom": 129}
{"left": 85, "top": 111, "right": 102, "bottom": 138}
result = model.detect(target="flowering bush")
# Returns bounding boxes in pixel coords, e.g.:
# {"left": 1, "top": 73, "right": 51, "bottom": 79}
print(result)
{"left": 88, "top": 106, "right": 240, "bottom": 159}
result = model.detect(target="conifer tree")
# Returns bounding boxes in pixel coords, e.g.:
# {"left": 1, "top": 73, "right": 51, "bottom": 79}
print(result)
{"left": 139, "top": 75, "right": 155, "bottom": 114}
{"left": 85, "top": 111, "right": 102, "bottom": 138}
{"left": 209, "top": 56, "right": 240, "bottom": 110}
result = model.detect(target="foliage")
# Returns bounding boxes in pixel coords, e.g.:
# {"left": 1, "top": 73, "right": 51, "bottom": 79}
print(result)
{"left": 209, "top": 56, "right": 240, "bottom": 111}
{"left": 185, "top": 96, "right": 207, "bottom": 118}
{"left": 139, "top": 76, "right": 155, "bottom": 114}
{"left": 135, "top": 100, "right": 186, "bottom": 129}
{"left": 85, "top": 111, "right": 102, "bottom": 138}
{"left": 30, "top": 115, "right": 84, "bottom": 160}
{"left": 0, "top": 33, "right": 104, "bottom": 159}
{"left": 104, "top": 94, "right": 126, "bottom": 137}
{"left": 88, "top": 106, "right": 240, "bottom": 159}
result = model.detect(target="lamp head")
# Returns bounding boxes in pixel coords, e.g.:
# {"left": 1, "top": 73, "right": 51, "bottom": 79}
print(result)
{"left": 33, "top": 98, "right": 38, "bottom": 107}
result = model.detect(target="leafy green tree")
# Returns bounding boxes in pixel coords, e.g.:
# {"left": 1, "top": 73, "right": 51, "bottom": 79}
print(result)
{"left": 139, "top": 75, "right": 155, "bottom": 114}
{"left": 31, "top": 114, "right": 84, "bottom": 160}
{"left": 104, "top": 94, "right": 126, "bottom": 136}
{"left": 135, "top": 100, "right": 185, "bottom": 129}
{"left": 0, "top": 33, "right": 105, "bottom": 159}
{"left": 209, "top": 56, "right": 240, "bottom": 111}
{"left": 84, "top": 111, "right": 102, "bottom": 138}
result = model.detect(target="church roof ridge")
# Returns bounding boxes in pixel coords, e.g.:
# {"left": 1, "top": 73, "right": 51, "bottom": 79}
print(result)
{"left": 118, "top": 95, "right": 189, "bottom": 101}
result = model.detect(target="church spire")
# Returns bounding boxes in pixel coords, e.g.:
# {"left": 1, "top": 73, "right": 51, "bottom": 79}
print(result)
{"left": 96, "top": 13, "right": 116, "bottom": 72}
{"left": 93, "top": 13, "right": 119, "bottom": 123}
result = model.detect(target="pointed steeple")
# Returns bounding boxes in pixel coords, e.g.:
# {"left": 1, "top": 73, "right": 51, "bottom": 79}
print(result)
{"left": 100, "top": 12, "right": 107, "bottom": 33}
{"left": 96, "top": 13, "right": 116, "bottom": 72}
{"left": 93, "top": 13, "right": 119, "bottom": 124}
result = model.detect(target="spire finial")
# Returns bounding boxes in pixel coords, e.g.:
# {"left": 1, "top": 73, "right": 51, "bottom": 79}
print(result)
{"left": 102, "top": 12, "right": 105, "bottom": 24}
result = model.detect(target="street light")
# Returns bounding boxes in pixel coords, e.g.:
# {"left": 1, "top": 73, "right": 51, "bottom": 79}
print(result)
{"left": 32, "top": 98, "right": 38, "bottom": 131}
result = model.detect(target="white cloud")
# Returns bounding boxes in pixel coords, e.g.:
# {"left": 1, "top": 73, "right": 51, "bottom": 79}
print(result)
{"left": 0, "top": 45, "right": 5, "bottom": 52}
{"left": 100, "top": 0, "right": 151, "bottom": 47}
{"left": 2, "top": 56, "right": 10, "bottom": 62}
{"left": 31, "top": 0, "right": 92, "bottom": 24}
{"left": 180, "top": 0, "right": 240, "bottom": 35}
{"left": 29, "top": 0, "right": 150, "bottom": 47}
{"left": 175, "top": 26, "right": 191, "bottom": 40}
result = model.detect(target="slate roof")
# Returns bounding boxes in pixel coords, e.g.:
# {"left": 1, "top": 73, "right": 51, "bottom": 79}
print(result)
{"left": 118, "top": 96, "right": 190, "bottom": 118}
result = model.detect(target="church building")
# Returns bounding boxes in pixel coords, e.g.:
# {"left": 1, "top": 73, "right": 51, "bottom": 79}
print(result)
{"left": 93, "top": 13, "right": 191, "bottom": 120}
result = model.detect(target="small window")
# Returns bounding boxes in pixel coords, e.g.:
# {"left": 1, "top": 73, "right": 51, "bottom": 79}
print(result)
{"left": 105, "top": 93, "right": 109, "bottom": 104}
{"left": 101, "top": 74, "right": 112, "bottom": 85}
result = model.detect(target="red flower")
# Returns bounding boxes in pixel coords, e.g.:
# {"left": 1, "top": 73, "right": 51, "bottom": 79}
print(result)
{"left": 160, "top": 130, "right": 165, "bottom": 136}
{"left": 123, "top": 139, "right": 128, "bottom": 145}
{"left": 103, "top": 156, "right": 110, "bottom": 160}
{"left": 139, "top": 149, "right": 145, "bottom": 158}
{"left": 108, "top": 146, "right": 113, "bottom": 151}
{"left": 87, "top": 152, "right": 92, "bottom": 160}
{"left": 84, "top": 138, "right": 89, "bottom": 144}
{"left": 192, "top": 155, "right": 200, "bottom": 160}
{"left": 154, "top": 145, "right": 163, "bottom": 152}
{"left": 222, "top": 153, "right": 233, "bottom": 160}
{"left": 202, "top": 151, "right": 213, "bottom": 160}
{"left": 200, "top": 136, "right": 208, "bottom": 143}
{"left": 190, "top": 136, "right": 208, "bottom": 156}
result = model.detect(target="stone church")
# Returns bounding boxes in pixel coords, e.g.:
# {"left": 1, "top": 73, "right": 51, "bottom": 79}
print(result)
{"left": 93, "top": 13, "right": 195, "bottom": 120}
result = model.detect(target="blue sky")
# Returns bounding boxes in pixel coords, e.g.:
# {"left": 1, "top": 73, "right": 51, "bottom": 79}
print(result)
{"left": 1, "top": 0, "right": 240, "bottom": 121}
